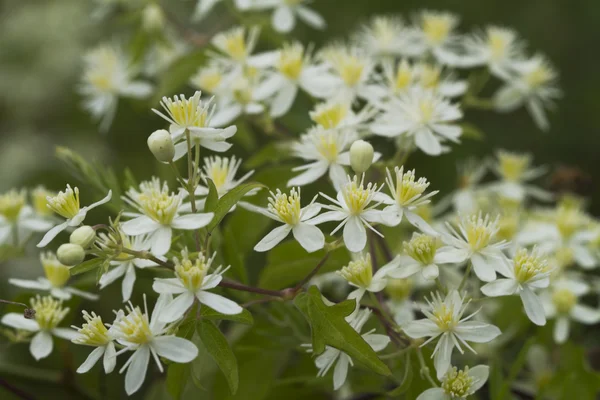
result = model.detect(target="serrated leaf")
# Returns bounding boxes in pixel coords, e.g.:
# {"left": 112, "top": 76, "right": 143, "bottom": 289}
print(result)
{"left": 69, "top": 258, "right": 103, "bottom": 276}
{"left": 197, "top": 320, "right": 239, "bottom": 394}
{"left": 204, "top": 178, "right": 219, "bottom": 213}
{"left": 294, "top": 286, "right": 391, "bottom": 377}
{"left": 200, "top": 306, "right": 254, "bottom": 325}
{"left": 207, "top": 182, "right": 266, "bottom": 232}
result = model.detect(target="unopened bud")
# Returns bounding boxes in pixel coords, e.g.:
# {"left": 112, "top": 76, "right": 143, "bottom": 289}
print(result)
{"left": 350, "top": 140, "right": 374, "bottom": 173}
{"left": 142, "top": 4, "right": 165, "bottom": 32}
{"left": 70, "top": 225, "right": 96, "bottom": 249}
{"left": 148, "top": 129, "right": 175, "bottom": 163}
{"left": 57, "top": 243, "right": 85, "bottom": 266}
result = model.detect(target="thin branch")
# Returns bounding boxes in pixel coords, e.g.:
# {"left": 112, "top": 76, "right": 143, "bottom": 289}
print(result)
{"left": 293, "top": 252, "right": 330, "bottom": 292}
{"left": 0, "top": 378, "right": 36, "bottom": 400}
{"left": 219, "top": 280, "right": 283, "bottom": 297}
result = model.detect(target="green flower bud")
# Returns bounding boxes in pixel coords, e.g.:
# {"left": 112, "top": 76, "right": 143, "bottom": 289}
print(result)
{"left": 57, "top": 243, "right": 85, "bottom": 266}
{"left": 148, "top": 129, "right": 175, "bottom": 163}
{"left": 70, "top": 225, "right": 96, "bottom": 249}
{"left": 349, "top": 140, "right": 374, "bottom": 173}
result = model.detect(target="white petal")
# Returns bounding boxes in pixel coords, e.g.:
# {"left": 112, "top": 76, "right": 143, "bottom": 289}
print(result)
{"left": 305, "top": 210, "right": 346, "bottom": 225}
{"left": 9, "top": 278, "right": 51, "bottom": 291}
{"left": 328, "top": 164, "right": 348, "bottom": 191}
{"left": 287, "top": 161, "right": 329, "bottom": 187}
{"left": 270, "top": 82, "right": 298, "bottom": 117}
{"left": 362, "top": 209, "right": 401, "bottom": 227}
{"left": 254, "top": 73, "right": 285, "bottom": 100}
{"left": 171, "top": 213, "right": 214, "bottom": 230}
{"left": 405, "top": 211, "right": 438, "bottom": 235}
{"left": 471, "top": 253, "right": 497, "bottom": 282}
{"left": 387, "top": 262, "right": 421, "bottom": 279}
{"left": 124, "top": 346, "right": 150, "bottom": 396}
{"left": 84, "top": 190, "right": 113, "bottom": 212}
{"left": 417, "top": 388, "right": 447, "bottom": 400}
{"left": 296, "top": 5, "right": 326, "bottom": 29}
{"left": 333, "top": 353, "right": 350, "bottom": 390}
{"left": 403, "top": 319, "right": 440, "bottom": 339}
{"left": 300, "top": 203, "right": 321, "bottom": 221}
{"left": 152, "top": 278, "right": 187, "bottom": 294}
{"left": 554, "top": 316, "right": 569, "bottom": 343}
{"left": 122, "top": 216, "right": 160, "bottom": 236}
{"left": 468, "top": 365, "right": 490, "bottom": 392}
{"left": 122, "top": 265, "right": 136, "bottom": 302}
{"left": 52, "top": 328, "right": 79, "bottom": 340}
{"left": 343, "top": 216, "right": 367, "bottom": 252}
{"left": 160, "top": 292, "right": 195, "bottom": 323}
{"left": 480, "top": 279, "right": 518, "bottom": 297}
{"left": 36, "top": 220, "right": 70, "bottom": 248}
{"left": 434, "top": 247, "right": 469, "bottom": 264}
{"left": 520, "top": 287, "right": 546, "bottom": 326}
{"left": 571, "top": 305, "right": 600, "bottom": 324}
{"left": 150, "top": 293, "right": 174, "bottom": 331}
{"left": 77, "top": 347, "right": 105, "bottom": 374}
{"left": 150, "top": 226, "right": 172, "bottom": 256}
{"left": 1, "top": 313, "right": 40, "bottom": 331}
{"left": 30, "top": 331, "right": 53, "bottom": 360}
{"left": 152, "top": 336, "right": 199, "bottom": 363}
{"left": 415, "top": 128, "right": 442, "bottom": 156}
{"left": 197, "top": 291, "right": 243, "bottom": 315}
{"left": 454, "top": 321, "right": 501, "bottom": 343}
{"left": 99, "top": 263, "right": 127, "bottom": 289}
{"left": 292, "top": 223, "right": 325, "bottom": 253}
{"left": 363, "top": 333, "right": 390, "bottom": 352}
{"left": 104, "top": 341, "right": 117, "bottom": 373}
{"left": 422, "top": 264, "right": 440, "bottom": 280}
{"left": 254, "top": 224, "right": 293, "bottom": 252}
{"left": 434, "top": 334, "right": 454, "bottom": 379}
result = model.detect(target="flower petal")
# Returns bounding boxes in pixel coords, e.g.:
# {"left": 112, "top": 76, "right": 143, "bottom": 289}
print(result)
{"left": 292, "top": 223, "right": 325, "bottom": 253}
{"left": 343, "top": 216, "right": 367, "bottom": 252}
{"left": 333, "top": 353, "right": 350, "bottom": 390}
{"left": 519, "top": 287, "right": 546, "bottom": 326}
{"left": 571, "top": 304, "right": 600, "bottom": 324}
{"left": 416, "top": 388, "right": 447, "bottom": 400}
{"left": 104, "top": 341, "right": 117, "bottom": 373}
{"left": 254, "top": 224, "right": 292, "bottom": 252}
{"left": 171, "top": 213, "right": 214, "bottom": 230}
{"left": 468, "top": 365, "right": 490, "bottom": 392}
{"left": 122, "top": 216, "right": 160, "bottom": 236}
{"left": 152, "top": 278, "right": 187, "bottom": 294}
{"left": 480, "top": 279, "right": 518, "bottom": 297}
{"left": 152, "top": 336, "right": 199, "bottom": 363}
{"left": 36, "top": 220, "right": 70, "bottom": 248}
{"left": 272, "top": 5, "right": 295, "bottom": 33}
{"left": 77, "top": 347, "right": 105, "bottom": 374}
{"left": 197, "top": 291, "right": 243, "bottom": 315}
{"left": 415, "top": 128, "right": 442, "bottom": 156}
{"left": 150, "top": 226, "right": 172, "bottom": 256}
{"left": 122, "top": 265, "right": 137, "bottom": 303}
{"left": 554, "top": 316, "right": 569, "bottom": 343}
{"left": 471, "top": 253, "right": 496, "bottom": 282}
{"left": 1, "top": 313, "right": 40, "bottom": 331}
{"left": 124, "top": 346, "right": 150, "bottom": 396}
{"left": 53, "top": 328, "right": 79, "bottom": 340}
{"left": 454, "top": 321, "right": 501, "bottom": 343}
{"left": 434, "top": 334, "right": 453, "bottom": 379}
{"left": 363, "top": 333, "right": 390, "bottom": 352}
{"left": 287, "top": 161, "right": 329, "bottom": 187}
{"left": 160, "top": 292, "right": 195, "bottom": 323}
{"left": 403, "top": 319, "right": 440, "bottom": 339}
{"left": 30, "top": 331, "right": 53, "bottom": 360}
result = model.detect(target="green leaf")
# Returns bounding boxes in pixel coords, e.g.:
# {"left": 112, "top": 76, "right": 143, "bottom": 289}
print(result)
{"left": 497, "top": 338, "right": 536, "bottom": 399}
{"left": 200, "top": 306, "right": 254, "bottom": 325}
{"left": 460, "top": 122, "right": 485, "bottom": 140}
{"left": 166, "top": 362, "right": 190, "bottom": 400}
{"left": 204, "top": 178, "right": 219, "bottom": 213}
{"left": 69, "top": 258, "right": 103, "bottom": 276}
{"left": 153, "top": 49, "right": 206, "bottom": 101}
{"left": 207, "top": 182, "right": 266, "bottom": 232}
{"left": 245, "top": 141, "right": 292, "bottom": 169}
{"left": 387, "top": 352, "right": 414, "bottom": 397}
{"left": 222, "top": 225, "right": 248, "bottom": 284}
{"left": 197, "top": 320, "right": 239, "bottom": 395}
{"left": 294, "top": 286, "right": 391, "bottom": 377}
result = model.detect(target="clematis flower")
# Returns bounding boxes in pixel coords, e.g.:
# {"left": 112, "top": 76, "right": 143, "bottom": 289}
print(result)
{"left": 308, "top": 175, "right": 400, "bottom": 253}
{"left": 354, "top": 16, "right": 408, "bottom": 59}
{"left": 153, "top": 249, "right": 242, "bottom": 322}
{"left": 481, "top": 248, "right": 551, "bottom": 325}
{"left": 37, "top": 185, "right": 112, "bottom": 248}
{"left": 9, "top": 252, "right": 99, "bottom": 300}
{"left": 371, "top": 88, "right": 463, "bottom": 156}
{"left": 111, "top": 294, "right": 199, "bottom": 395}
{"left": 418, "top": 365, "right": 489, "bottom": 400}
{"left": 306, "top": 309, "right": 389, "bottom": 390}
{"left": 1, "top": 296, "right": 77, "bottom": 360}
{"left": 0, "top": 188, "right": 54, "bottom": 246}
{"left": 408, "top": 10, "right": 464, "bottom": 66}
{"left": 122, "top": 178, "right": 213, "bottom": 256}
{"left": 462, "top": 26, "right": 523, "bottom": 79}
{"left": 244, "top": 188, "right": 325, "bottom": 253}
{"left": 319, "top": 44, "right": 374, "bottom": 103}
{"left": 249, "top": 0, "right": 326, "bottom": 33}
{"left": 403, "top": 290, "right": 501, "bottom": 379}
{"left": 337, "top": 253, "right": 400, "bottom": 302}
{"left": 489, "top": 150, "right": 552, "bottom": 202}
{"left": 71, "top": 311, "right": 117, "bottom": 374}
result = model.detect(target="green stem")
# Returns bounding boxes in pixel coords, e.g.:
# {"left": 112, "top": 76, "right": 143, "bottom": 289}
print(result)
{"left": 417, "top": 348, "right": 438, "bottom": 387}
{"left": 435, "top": 277, "right": 448, "bottom": 295}
{"left": 457, "top": 262, "right": 473, "bottom": 292}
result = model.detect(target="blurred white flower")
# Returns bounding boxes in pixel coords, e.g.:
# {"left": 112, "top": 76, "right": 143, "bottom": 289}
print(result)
{"left": 251, "top": 0, "right": 326, "bottom": 33}
{"left": 0, "top": 188, "right": 54, "bottom": 246}
{"left": 418, "top": 365, "right": 489, "bottom": 400}
{"left": 72, "top": 311, "right": 117, "bottom": 374}
{"left": 462, "top": 26, "right": 523, "bottom": 79}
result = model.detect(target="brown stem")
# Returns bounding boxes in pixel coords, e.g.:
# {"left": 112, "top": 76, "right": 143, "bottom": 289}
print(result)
{"left": 219, "top": 280, "right": 283, "bottom": 297}
{"left": 0, "top": 299, "right": 28, "bottom": 308}
{"left": 0, "top": 378, "right": 35, "bottom": 400}
{"left": 293, "top": 252, "right": 330, "bottom": 292}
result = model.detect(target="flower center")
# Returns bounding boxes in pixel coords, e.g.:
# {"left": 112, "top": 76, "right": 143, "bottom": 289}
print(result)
{"left": 432, "top": 303, "right": 456, "bottom": 331}
{"left": 159, "top": 92, "right": 209, "bottom": 129}
{"left": 278, "top": 43, "right": 305, "bottom": 80}
{"left": 133, "top": 179, "right": 181, "bottom": 225}
{"left": 204, "top": 157, "right": 232, "bottom": 193}
{"left": 555, "top": 206, "right": 586, "bottom": 239}
{"left": 442, "top": 367, "right": 474, "bottom": 398}
{"left": 41, "top": 252, "right": 71, "bottom": 288}
{"left": 422, "top": 13, "right": 456, "bottom": 45}
{"left": 268, "top": 188, "right": 302, "bottom": 226}
{"left": 496, "top": 213, "right": 519, "bottom": 241}
{"left": 72, "top": 311, "right": 111, "bottom": 346}
{"left": 525, "top": 64, "right": 553, "bottom": 88}
{"left": 393, "top": 168, "right": 430, "bottom": 205}
{"left": 342, "top": 176, "right": 377, "bottom": 215}
{"left": 216, "top": 29, "right": 247, "bottom": 61}
{"left": 404, "top": 234, "right": 437, "bottom": 265}
{"left": 31, "top": 295, "right": 69, "bottom": 331}
{"left": 513, "top": 248, "right": 549, "bottom": 283}
{"left": 394, "top": 62, "right": 413, "bottom": 92}
{"left": 113, "top": 306, "right": 153, "bottom": 344}
{"left": 487, "top": 28, "right": 513, "bottom": 61}
{"left": 418, "top": 99, "right": 436, "bottom": 124}
{"left": 47, "top": 185, "right": 81, "bottom": 219}
{"left": 232, "top": 78, "right": 253, "bottom": 105}
{"left": 84, "top": 47, "right": 121, "bottom": 93}
{"left": 554, "top": 246, "right": 574, "bottom": 270}
{"left": 175, "top": 251, "right": 210, "bottom": 290}
{"left": 191, "top": 67, "right": 223, "bottom": 93}
{"left": 463, "top": 213, "right": 498, "bottom": 251}
{"left": 552, "top": 288, "right": 576, "bottom": 314}
{"left": 419, "top": 64, "right": 441, "bottom": 89}
{"left": 385, "top": 278, "right": 413, "bottom": 300}
{"left": 310, "top": 102, "right": 348, "bottom": 129}
{"left": 338, "top": 254, "right": 373, "bottom": 288}
{"left": 497, "top": 151, "right": 530, "bottom": 182}
{"left": 0, "top": 189, "right": 26, "bottom": 222}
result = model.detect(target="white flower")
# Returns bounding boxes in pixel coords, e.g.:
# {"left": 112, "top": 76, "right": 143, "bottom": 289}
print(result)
{"left": 354, "top": 16, "right": 407, "bottom": 58}
{"left": 254, "top": 42, "right": 335, "bottom": 117}
{"left": 210, "top": 75, "right": 266, "bottom": 126}
{"left": 337, "top": 253, "right": 399, "bottom": 302}
{"left": 0, "top": 188, "right": 54, "bottom": 246}
{"left": 441, "top": 158, "right": 488, "bottom": 214}
{"left": 194, "top": 0, "right": 252, "bottom": 20}
{"left": 410, "top": 11, "right": 464, "bottom": 66}
{"left": 79, "top": 45, "right": 152, "bottom": 132}
{"left": 71, "top": 311, "right": 117, "bottom": 374}
{"left": 244, "top": 188, "right": 325, "bottom": 252}
{"left": 111, "top": 294, "right": 198, "bottom": 395}
{"left": 37, "top": 185, "right": 112, "bottom": 248}
{"left": 481, "top": 248, "right": 551, "bottom": 325}
{"left": 122, "top": 178, "right": 213, "bottom": 256}
{"left": 385, "top": 278, "right": 419, "bottom": 326}
{"left": 190, "top": 63, "right": 227, "bottom": 96}
{"left": 307, "top": 309, "right": 390, "bottom": 390}
{"left": 372, "top": 88, "right": 463, "bottom": 156}
{"left": 308, "top": 175, "right": 400, "bottom": 253}
{"left": 319, "top": 45, "right": 374, "bottom": 103}
{"left": 462, "top": 26, "right": 523, "bottom": 79}
{"left": 1, "top": 295, "right": 77, "bottom": 360}
{"left": 152, "top": 91, "right": 237, "bottom": 154}
{"left": 9, "top": 252, "right": 99, "bottom": 301}
{"left": 98, "top": 233, "right": 156, "bottom": 302}
{"left": 418, "top": 365, "right": 489, "bottom": 400}
{"left": 379, "top": 166, "right": 439, "bottom": 234}
{"left": 287, "top": 126, "right": 355, "bottom": 189}
{"left": 309, "top": 100, "right": 376, "bottom": 136}
{"left": 494, "top": 54, "right": 561, "bottom": 131}
{"left": 404, "top": 290, "right": 501, "bottom": 379}
{"left": 153, "top": 250, "right": 242, "bottom": 322}
{"left": 490, "top": 150, "right": 552, "bottom": 202}
{"left": 540, "top": 278, "right": 600, "bottom": 343}
{"left": 210, "top": 26, "right": 260, "bottom": 66}
{"left": 441, "top": 213, "right": 509, "bottom": 282}
{"left": 388, "top": 233, "right": 466, "bottom": 281}
{"left": 250, "top": 0, "right": 326, "bottom": 33}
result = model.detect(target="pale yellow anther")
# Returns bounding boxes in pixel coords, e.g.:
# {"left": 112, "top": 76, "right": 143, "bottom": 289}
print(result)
{"left": 341, "top": 176, "right": 377, "bottom": 215}
{"left": 404, "top": 233, "right": 437, "bottom": 265}
{"left": 497, "top": 150, "right": 531, "bottom": 182}
{"left": 47, "top": 185, "right": 81, "bottom": 219}
{"left": 268, "top": 188, "right": 302, "bottom": 226}
{"left": 32, "top": 186, "right": 55, "bottom": 217}
{"left": 41, "top": 252, "right": 71, "bottom": 288}
{"left": 513, "top": 248, "right": 549, "bottom": 283}
{"left": 422, "top": 12, "right": 458, "bottom": 45}
{"left": 0, "top": 189, "right": 26, "bottom": 222}
{"left": 338, "top": 254, "right": 373, "bottom": 288}
{"left": 72, "top": 311, "right": 111, "bottom": 346}
{"left": 442, "top": 366, "right": 474, "bottom": 397}
{"left": 463, "top": 213, "right": 499, "bottom": 251}
{"left": 113, "top": 305, "right": 153, "bottom": 345}
{"left": 552, "top": 288, "right": 576, "bottom": 314}
{"left": 190, "top": 66, "right": 223, "bottom": 93}
{"left": 392, "top": 167, "right": 430, "bottom": 205}
{"left": 134, "top": 179, "right": 181, "bottom": 225}
{"left": 174, "top": 249, "right": 211, "bottom": 291}
{"left": 310, "top": 102, "right": 348, "bottom": 130}
{"left": 277, "top": 42, "right": 305, "bottom": 80}
{"left": 31, "top": 295, "right": 69, "bottom": 331}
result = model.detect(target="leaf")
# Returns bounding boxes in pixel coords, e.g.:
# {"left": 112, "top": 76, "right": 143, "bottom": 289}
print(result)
{"left": 222, "top": 225, "right": 248, "bottom": 284}
{"left": 294, "top": 286, "right": 391, "bottom": 377}
{"left": 206, "top": 182, "right": 266, "bottom": 232}
{"left": 69, "top": 258, "right": 103, "bottom": 276}
{"left": 246, "top": 141, "right": 293, "bottom": 169}
{"left": 497, "top": 338, "right": 536, "bottom": 399}
{"left": 460, "top": 122, "right": 485, "bottom": 140}
{"left": 387, "top": 352, "right": 414, "bottom": 397}
{"left": 166, "top": 362, "right": 190, "bottom": 400}
{"left": 197, "top": 320, "right": 239, "bottom": 395}
{"left": 153, "top": 49, "right": 206, "bottom": 101}
{"left": 200, "top": 306, "right": 254, "bottom": 325}
{"left": 204, "top": 179, "right": 219, "bottom": 213}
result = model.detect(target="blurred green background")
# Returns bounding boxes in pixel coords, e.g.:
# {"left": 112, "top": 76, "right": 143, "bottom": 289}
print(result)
{"left": 1, "top": 0, "right": 600, "bottom": 398}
